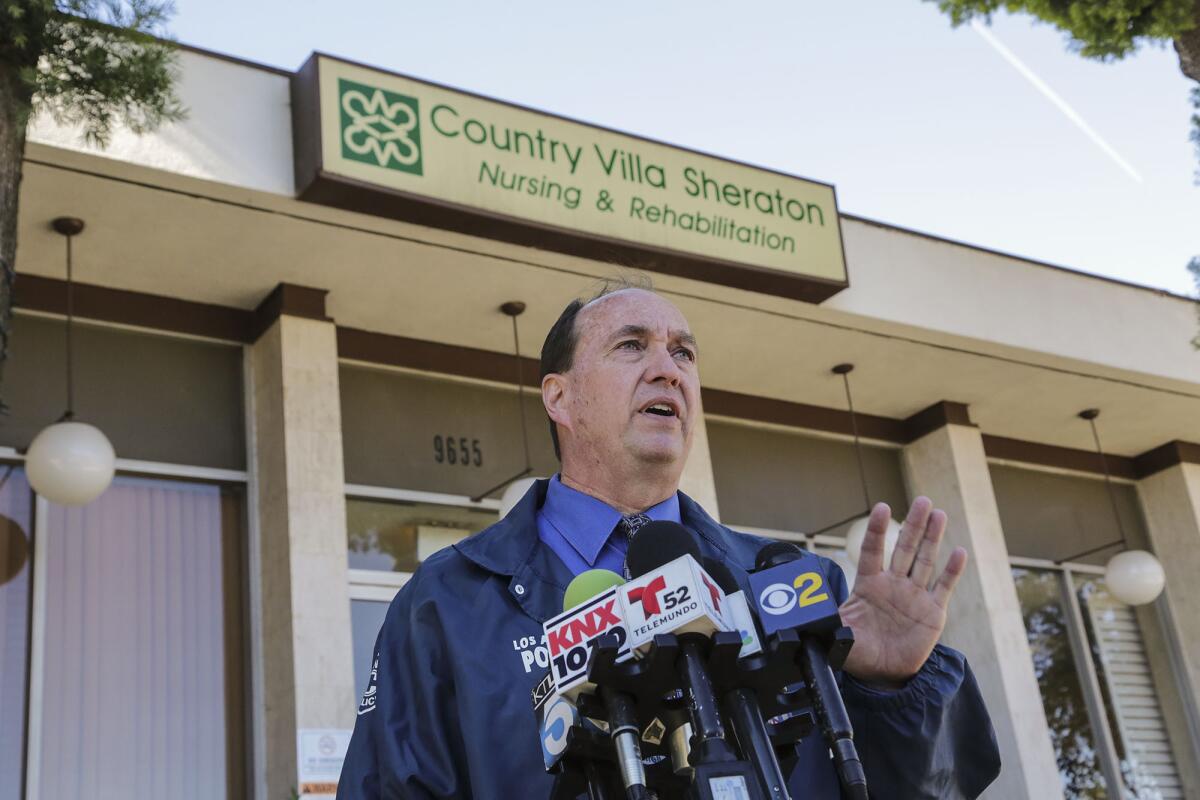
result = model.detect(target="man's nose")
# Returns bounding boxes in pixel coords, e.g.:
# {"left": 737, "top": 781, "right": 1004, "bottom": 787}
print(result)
{"left": 645, "top": 344, "right": 683, "bottom": 386}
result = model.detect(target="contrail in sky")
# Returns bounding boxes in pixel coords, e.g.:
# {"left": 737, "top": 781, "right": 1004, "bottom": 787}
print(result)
{"left": 971, "top": 20, "right": 1143, "bottom": 183}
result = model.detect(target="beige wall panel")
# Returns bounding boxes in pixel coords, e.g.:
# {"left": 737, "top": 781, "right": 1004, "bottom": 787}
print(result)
{"left": 903, "top": 425, "right": 1062, "bottom": 800}
{"left": 708, "top": 420, "right": 907, "bottom": 534}
{"left": 340, "top": 366, "right": 560, "bottom": 494}
{"left": 2, "top": 315, "right": 244, "bottom": 469}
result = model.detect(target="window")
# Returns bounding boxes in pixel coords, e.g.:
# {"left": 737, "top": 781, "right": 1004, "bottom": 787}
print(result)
{"left": 994, "top": 464, "right": 1187, "bottom": 798}
{"left": 345, "top": 488, "right": 499, "bottom": 697}
{"left": 26, "top": 475, "right": 247, "bottom": 799}
{"left": 1013, "top": 564, "right": 1183, "bottom": 799}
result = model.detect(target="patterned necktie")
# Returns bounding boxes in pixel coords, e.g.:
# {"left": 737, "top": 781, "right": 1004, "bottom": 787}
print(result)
{"left": 618, "top": 513, "right": 652, "bottom": 579}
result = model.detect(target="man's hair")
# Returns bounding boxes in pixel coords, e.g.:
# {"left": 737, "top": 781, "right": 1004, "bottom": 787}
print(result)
{"left": 539, "top": 275, "right": 654, "bottom": 459}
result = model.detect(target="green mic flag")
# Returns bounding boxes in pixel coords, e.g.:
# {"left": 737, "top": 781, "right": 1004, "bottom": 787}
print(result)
{"left": 563, "top": 568, "right": 626, "bottom": 611}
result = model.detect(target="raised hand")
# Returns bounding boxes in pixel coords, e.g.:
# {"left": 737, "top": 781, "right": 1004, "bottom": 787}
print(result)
{"left": 839, "top": 497, "right": 967, "bottom": 688}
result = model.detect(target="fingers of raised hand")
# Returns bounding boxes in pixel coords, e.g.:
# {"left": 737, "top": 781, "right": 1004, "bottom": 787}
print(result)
{"left": 908, "top": 509, "right": 947, "bottom": 589}
{"left": 889, "top": 496, "right": 933, "bottom": 577}
{"left": 856, "top": 502, "right": 894, "bottom": 576}
{"left": 932, "top": 546, "right": 969, "bottom": 608}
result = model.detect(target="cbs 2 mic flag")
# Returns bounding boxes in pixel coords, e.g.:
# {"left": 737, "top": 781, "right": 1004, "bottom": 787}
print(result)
{"left": 748, "top": 552, "right": 841, "bottom": 637}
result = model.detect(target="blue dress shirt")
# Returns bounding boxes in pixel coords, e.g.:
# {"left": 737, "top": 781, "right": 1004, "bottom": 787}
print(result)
{"left": 536, "top": 475, "right": 681, "bottom": 576}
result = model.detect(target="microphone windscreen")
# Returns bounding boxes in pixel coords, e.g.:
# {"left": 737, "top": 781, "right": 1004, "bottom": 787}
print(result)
{"left": 702, "top": 557, "right": 740, "bottom": 595}
{"left": 754, "top": 540, "right": 803, "bottom": 572}
{"left": 625, "top": 521, "right": 701, "bottom": 578}
{"left": 562, "top": 568, "right": 626, "bottom": 611}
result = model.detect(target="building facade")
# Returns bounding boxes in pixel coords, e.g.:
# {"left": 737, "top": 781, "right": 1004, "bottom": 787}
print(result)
{"left": 1, "top": 44, "right": 1198, "bottom": 800}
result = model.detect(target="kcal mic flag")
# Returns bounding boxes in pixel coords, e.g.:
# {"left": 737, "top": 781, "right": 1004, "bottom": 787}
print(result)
{"left": 748, "top": 550, "right": 841, "bottom": 637}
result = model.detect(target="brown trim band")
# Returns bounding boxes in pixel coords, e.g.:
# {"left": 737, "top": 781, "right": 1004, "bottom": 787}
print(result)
{"left": 904, "top": 401, "right": 974, "bottom": 440}
{"left": 703, "top": 388, "right": 910, "bottom": 444}
{"left": 982, "top": 434, "right": 1138, "bottom": 481}
{"left": 252, "top": 283, "right": 331, "bottom": 341}
{"left": 15, "top": 277, "right": 1197, "bottom": 479}
{"left": 15, "top": 274, "right": 255, "bottom": 342}
{"left": 1133, "top": 441, "right": 1200, "bottom": 479}
{"left": 337, "top": 326, "right": 540, "bottom": 387}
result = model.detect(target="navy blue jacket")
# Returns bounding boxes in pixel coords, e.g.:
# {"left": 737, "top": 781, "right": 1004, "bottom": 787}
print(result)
{"left": 338, "top": 480, "right": 1000, "bottom": 799}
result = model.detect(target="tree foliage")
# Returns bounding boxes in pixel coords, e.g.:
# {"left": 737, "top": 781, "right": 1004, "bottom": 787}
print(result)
{"left": 0, "top": 1, "right": 182, "bottom": 409}
{"left": 1, "top": 0, "right": 184, "bottom": 144}
{"left": 928, "top": 0, "right": 1197, "bottom": 59}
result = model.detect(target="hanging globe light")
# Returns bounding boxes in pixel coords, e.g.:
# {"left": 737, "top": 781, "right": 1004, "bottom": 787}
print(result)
{"left": 845, "top": 514, "right": 903, "bottom": 567}
{"left": 26, "top": 217, "right": 116, "bottom": 506}
{"left": 26, "top": 421, "right": 115, "bottom": 506}
{"left": 1061, "top": 409, "right": 1166, "bottom": 607}
{"left": 1105, "top": 550, "right": 1165, "bottom": 606}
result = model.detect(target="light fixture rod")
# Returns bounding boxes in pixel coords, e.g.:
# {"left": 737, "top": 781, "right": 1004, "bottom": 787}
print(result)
{"left": 64, "top": 231, "right": 75, "bottom": 420}
{"left": 511, "top": 312, "right": 532, "bottom": 471}
{"left": 470, "top": 301, "right": 533, "bottom": 503}
{"left": 1057, "top": 409, "right": 1128, "bottom": 563}
{"left": 1086, "top": 412, "right": 1127, "bottom": 543}
{"left": 1057, "top": 538, "right": 1125, "bottom": 564}
{"left": 51, "top": 217, "right": 85, "bottom": 421}
{"left": 835, "top": 365, "right": 872, "bottom": 511}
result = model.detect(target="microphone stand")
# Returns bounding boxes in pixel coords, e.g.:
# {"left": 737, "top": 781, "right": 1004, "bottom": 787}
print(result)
{"left": 722, "top": 687, "right": 790, "bottom": 800}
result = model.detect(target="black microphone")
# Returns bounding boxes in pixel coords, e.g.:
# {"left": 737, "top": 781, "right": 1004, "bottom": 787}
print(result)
{"left": 704, "top": 558, "right": 791, "bottom": 800}
{"left": 625, "top": 523, "right": 765, "bottom": 800}
{"left": 561, "top": 570, "right": 651, "bottom": 800}
{"left": 752, "top": 542, "right": 867, "bottom": 800}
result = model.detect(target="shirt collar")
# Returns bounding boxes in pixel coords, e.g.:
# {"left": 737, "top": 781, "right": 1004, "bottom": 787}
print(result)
{"left": 541, "top": 474, "right": 681, "bottom": 568}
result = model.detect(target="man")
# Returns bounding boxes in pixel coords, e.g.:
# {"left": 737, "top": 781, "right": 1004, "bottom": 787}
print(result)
{"left": 338, "top": 284, "right": 1001, "bottom": 799}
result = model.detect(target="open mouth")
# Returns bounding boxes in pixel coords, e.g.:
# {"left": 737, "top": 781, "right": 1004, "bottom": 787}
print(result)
{"left": 641, "top": 402, "right": 678, "bottom": 418}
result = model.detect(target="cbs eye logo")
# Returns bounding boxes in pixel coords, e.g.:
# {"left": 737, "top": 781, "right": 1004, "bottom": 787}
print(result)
{"left": 758, "top": 572, "right": 829, "bottom": 616}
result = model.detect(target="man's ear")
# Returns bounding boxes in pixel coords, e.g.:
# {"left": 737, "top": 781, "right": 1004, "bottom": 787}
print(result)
{"left": 542, "top": 373, "right": 571, "bottom": 432}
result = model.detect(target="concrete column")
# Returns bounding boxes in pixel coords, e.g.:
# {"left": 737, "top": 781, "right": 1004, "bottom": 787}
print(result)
{"left": 901, "top": 413, "right": 1062, "bottom": 800}
{"left": 682, "top": 410, "right": 720, "bottom": 522}
{"left": 245, "top": 288, "right": 356, "bottom": 799}
{"left": 1135, "top": 459, "right": 1200, "bottom": 780}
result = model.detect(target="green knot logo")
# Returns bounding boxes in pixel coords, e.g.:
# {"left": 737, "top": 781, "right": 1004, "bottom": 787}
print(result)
{"left": 338, "top": 78, "right": 423, "bottom": 175}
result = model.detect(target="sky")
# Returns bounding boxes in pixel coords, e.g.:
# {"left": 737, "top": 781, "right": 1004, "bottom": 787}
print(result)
{"left": 171, "top": 0, "right": 1200, "bottom": 297}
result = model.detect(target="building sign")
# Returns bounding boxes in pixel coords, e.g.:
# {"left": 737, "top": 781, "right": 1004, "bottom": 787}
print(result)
{"left": 293, "top": 53, "right": 848, "bottom": 302}
{"left": 296, "top": 728, "right": 352, "bottom": 798}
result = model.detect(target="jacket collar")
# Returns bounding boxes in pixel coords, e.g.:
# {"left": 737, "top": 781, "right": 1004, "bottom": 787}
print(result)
{"left": 453, "top": 479, "right": 759, "bottom": 621}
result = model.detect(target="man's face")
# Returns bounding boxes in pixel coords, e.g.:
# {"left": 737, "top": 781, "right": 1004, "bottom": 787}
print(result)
{"left": 547, "top": 289, "right": 701, "bottom": 473}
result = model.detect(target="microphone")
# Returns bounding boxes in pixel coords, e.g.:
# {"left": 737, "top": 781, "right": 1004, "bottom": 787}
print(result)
{"left": 750, "top": 542, "right": 868, "bottom": 800}
{"left": 703, "top": 558, "right": 762, "bottom": 660}
{"left": 704, "top": 559, "right": 790, "bottom": 800}
{"left": 545, "top": 569, "right": 633, "bottom": 700}
{"left": 625, "top": 523, "right": 765, "bottom": 800}
{"left": 562, "top": 569, "right": 651, "bottom": 800}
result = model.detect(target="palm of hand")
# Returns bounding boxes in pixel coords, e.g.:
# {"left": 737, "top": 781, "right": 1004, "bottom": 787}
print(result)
{"left": 839, "top": 499, "right": 967, "bottom": 686}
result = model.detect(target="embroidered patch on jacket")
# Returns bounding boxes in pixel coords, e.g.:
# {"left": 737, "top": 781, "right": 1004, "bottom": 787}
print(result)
{"left": 358, "top": 652, "right": 379, "bottom": 715}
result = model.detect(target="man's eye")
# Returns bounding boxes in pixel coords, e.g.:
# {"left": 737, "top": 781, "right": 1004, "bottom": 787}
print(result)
{"left": 617, "top": 340, "right": 643, "bottom": 351}
{"left": 674, "top": 348, "right": 696, "bottom": 362}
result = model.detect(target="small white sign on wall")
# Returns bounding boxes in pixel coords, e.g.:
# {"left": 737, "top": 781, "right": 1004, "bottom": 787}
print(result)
{"left": 297, "top": 728, "right": 352, "bottom": 798}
